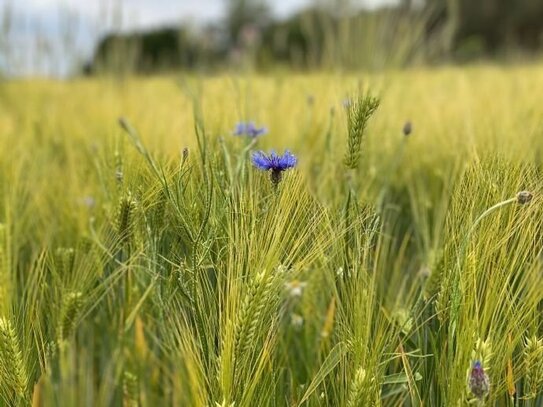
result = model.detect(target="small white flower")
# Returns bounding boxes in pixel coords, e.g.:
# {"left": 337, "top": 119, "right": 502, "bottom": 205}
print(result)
{"left": 291, "top": 313, "right": 304, "bottom": 329}
{"left": 285, "top": 280, "right": 307, "bottom": 298}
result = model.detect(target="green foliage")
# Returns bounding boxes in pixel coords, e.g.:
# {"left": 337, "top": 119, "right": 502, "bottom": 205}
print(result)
{"left": 87, "top": 6, "right": 428, "bottom": 74}
{"left": 0, "top": 69, "right": 542, "bottom": 406}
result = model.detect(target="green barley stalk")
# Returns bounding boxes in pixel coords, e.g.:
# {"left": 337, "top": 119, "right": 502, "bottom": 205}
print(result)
{"left": 0, "top": 224, "right": 10, "bottom": 311}
{"left": 55, "top": 247, "right": 75, "bottom": 276}
{"left": 234, "top": 270, "right": 275, "bottom": 368}
{"left": 523, "top": 336, "right": 543, "bottom": 399}
{"left": 0, "top": 317, "right": 28, "bottom": 399}
{"left": 448, "top": 192, "right": 533, "bottom": 359}
{"left": 344, "top": 92, "right": 380, "bottom": 170}
{"left": 346, "top": 367, "right": 378, "bottom": 407}
{"left": 123, "top": 371, "right": 139, "bottom": 407}
{"left": 471, "top": 338, "right": 493, "bottom": 372}
{"left": 115, "top": 149, "right": 124, "bottom": 184}
{"left": 115, "top": 192, "right": 138, "bottom": 329}
{"left": 116, "top": 192, "right": 137, "bottom": 246}
{"left": 435, "top": 277, "right": 451, "bottom": 325}
{"left": 58, "top": 291, "right": 83, "bottom": 343}
{"left": 342, "top": 92, "right": 379, "bottom": 278}
{"left": 151, "top": 189, "right": 167, "bottom": 230}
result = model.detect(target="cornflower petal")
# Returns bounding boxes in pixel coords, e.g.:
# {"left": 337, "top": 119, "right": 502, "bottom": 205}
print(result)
{"left": 233, "top": 121, "right": 267, "bottom": 138}
{"left": 251, "top": 151, "right": 273, "bottom": 170}
{"left": 251, "top": 150, "right": 297, "bottom": 178}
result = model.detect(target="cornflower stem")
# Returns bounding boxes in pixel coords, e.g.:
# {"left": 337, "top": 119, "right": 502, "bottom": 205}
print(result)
{"left": 236, "top": 137, "right": 258, "bottom": 184}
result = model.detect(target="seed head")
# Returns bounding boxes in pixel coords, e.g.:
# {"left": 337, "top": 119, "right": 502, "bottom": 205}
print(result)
{"left": 0, "top": 317, "right": 28, "bottom": 397}
{"left": 523, "top": 336, "right": 543, "bottom": 399}
{"left": 517, "top": 191, "right": 533, "bottom": 204}
{"left": 344, "top": 92, "right": 380, "bottom": 169}
{"left": 123, "top": 371, "right": 139, "bottom": 407}
{"left": 116, "top": 193, "right": 137, "bottom": 244}
{"left": 58, "top": 291, "right": 83, "bottom": 342}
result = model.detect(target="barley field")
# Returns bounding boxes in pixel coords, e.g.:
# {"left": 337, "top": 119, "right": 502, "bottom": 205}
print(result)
{"left": 0, "top": 65, "right": 543, "bottom": 406}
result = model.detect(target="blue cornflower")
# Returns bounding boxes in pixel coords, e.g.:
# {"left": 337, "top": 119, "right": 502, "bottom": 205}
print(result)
{"left": 468, "top": 360, "right": 490, "bottom": 400}
{"left": 251, "top": 150, "right": 297, "bottom": 184}
{"left": 233, "top": 121, "right": 268, "bottom": 138}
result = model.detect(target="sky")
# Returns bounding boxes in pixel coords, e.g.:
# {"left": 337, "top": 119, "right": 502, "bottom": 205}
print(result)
{"left": 9, "top": 0, "right": 396, "bottom": 27}
{"left": 0, "top": 0, "right": 397, "bottom": 76}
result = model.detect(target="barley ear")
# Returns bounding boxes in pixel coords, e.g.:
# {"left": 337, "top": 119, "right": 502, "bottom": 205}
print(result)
{"left": 0, "top": 317, "right": 28, "bottom": 399}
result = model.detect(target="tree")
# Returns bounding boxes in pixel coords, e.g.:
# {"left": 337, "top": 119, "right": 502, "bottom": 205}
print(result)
{"left": 224, "top": 0, "right": 271, "bottom": 46}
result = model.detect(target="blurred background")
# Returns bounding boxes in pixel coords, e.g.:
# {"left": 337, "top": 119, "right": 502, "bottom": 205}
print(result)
{"left": 1, "top": 0, "right": 543, "bottom": 78}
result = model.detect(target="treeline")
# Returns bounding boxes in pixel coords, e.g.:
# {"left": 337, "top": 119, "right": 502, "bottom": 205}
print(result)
{"left": 431, "top": 0, "right": 543, "bottom": 58}
{"left": 85, "top": 0, "right": 543, "bottom": 74}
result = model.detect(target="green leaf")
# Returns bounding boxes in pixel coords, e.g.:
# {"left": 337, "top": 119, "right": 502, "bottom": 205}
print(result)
{"left": 298, "top": 342, "right": 346, "bottom": 405}
{"left": 383, "top": 372, "right": 423, "bottom": 385}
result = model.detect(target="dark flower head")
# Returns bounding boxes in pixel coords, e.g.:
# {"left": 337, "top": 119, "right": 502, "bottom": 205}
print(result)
{"left": 251, "top": 150, "right": 297, "bottom": 185}
{"left": 233, "top": 121, "right": 268, "bottom": 138}
{"left": 517, "top": 190, "right": 533, "bottom": 205}
{"left": 468, "top": 360, "right": 490, "bottom": 400}
{"left": 403, "top": 121, "right": 412, "bottom": 136}
{"left": 182, "top": 147, "right": 189, "bottom": 162}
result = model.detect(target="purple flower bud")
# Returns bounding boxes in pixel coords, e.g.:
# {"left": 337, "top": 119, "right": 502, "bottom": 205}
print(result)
{"left": 468, "top": 360, "right": 490, "bottom": 400}
{"left": 517, "top": 190, "right": 532, "bottom": 205}
{"left": 403, "top": 121, "right": 412, "bottom": 136}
